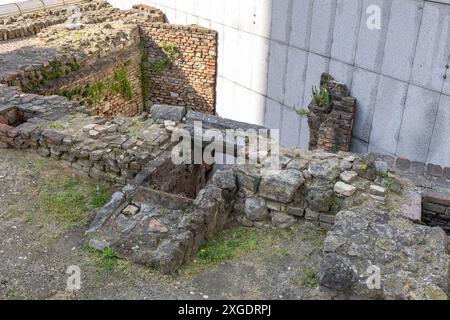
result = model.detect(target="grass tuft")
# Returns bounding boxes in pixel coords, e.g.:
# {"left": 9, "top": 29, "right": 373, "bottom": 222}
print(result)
{"left": 296, "top": 266, "right": 319, "bottom": 289}
{"left": 183, "top": 228, "right": 260, "bottom": 274}
{"left": 35, "top": 176, "right": 112, "bottom": 228}
{"left": 83, "top": 246, "right": 119, "bottom": 274}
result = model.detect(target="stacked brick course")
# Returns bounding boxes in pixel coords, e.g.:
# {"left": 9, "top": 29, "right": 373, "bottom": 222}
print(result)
{"left": 422, "top": 192, "right": 450, "bottom": 234}
{"left": 308, "top": 74, "right": 356, "bottom": 153}
{"left": 51, "top": 48, "right": 144, "bottom": 117}
{"left": 140, "top": 23, "right": 217, "bottom": 114}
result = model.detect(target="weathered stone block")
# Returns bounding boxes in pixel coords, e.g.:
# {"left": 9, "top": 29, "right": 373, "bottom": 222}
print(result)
{"left": 271, "top": 211, "right": 297, "bottom": 229}
{"left": 244, "top": 197, "right": 269, "bottom": 222}
{"left": 334, "top": 182, "right": 357, "bottom": 197}
{"left": 259, "top": 169, "right": 305, "bottom": 203}
{"left": 308, "top": 158, "right": 341, "bottom": 181}
{"left": 319, "top": 207, "right": 449, "bottom": 300}
{"left": 235, "top": 166, "right": 261, "bottom": 194}
{"left": 305, "top": 208, "right": 320, "bottom": 221}
{"left": 340, "top": 171, "right": 358, "bottom": 183}
{"left": 370, "top": 185, "right": 387, "bottom": 197}
{"left": 287, "top": 206, "right": 305, "bottom": 217}
{"left": 150, "top": 105, "right": 187, "bottom": 122}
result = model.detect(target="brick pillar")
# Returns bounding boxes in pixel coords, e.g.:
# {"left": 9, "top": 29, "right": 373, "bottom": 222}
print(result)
{"left": 307, "top": 73, "right": 356, "bottom": 152}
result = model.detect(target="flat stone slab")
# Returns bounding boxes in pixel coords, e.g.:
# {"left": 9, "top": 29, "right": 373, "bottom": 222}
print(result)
{"left": 319, "top": 206, "right": 449, "bottom": 300}
{"left": 150, "top": 105, "right": 186, "bottom": 123}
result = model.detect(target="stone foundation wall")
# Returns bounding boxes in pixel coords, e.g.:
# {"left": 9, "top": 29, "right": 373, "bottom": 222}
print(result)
{"left": 0, "top": 85, "right": 171, "bottom": 186}
{"left": 308, "top": 74, "right": 356, "bottom": 153}
{"left": 0, "top": 1, "right": 110, "bottom": 41}
{"left": 231, "top": 151, "right": 405, "bottom": 231}
{"left": 422, "top": 192, "right": 450, "bottom": 234}
{"left": 0, "top": 0, "right": 165, "bottom": 42}
{"left": 140, "top": 22, "right": 217, "bottom": 114}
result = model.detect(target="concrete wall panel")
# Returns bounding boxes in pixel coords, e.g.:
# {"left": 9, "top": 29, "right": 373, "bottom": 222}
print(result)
{"left": 267, "top": 41, "right": 288, "bottom": 103}
{"left": 354, "top": 0, "right": 393, "bottom": 73}
{"left": 350, "top": 69, "right": 379, "bottom": 142}
{"left": 369, "top": 76, "right": 408, "bottom": 154}
{"left": 280, "top": 106, "right": 301, "bottom": 147}
{"left": 397, "top": 85, "right": 440, "bottom": 162}
{"left": 284, "top": 47, "right": 308, "bottom": 109}
{"left": 411, "top": 2, "right": 450, "bottom": 92}
{"left": 309, "top": 0, "right": 337, "bottom": 57}
{"left": 381, "top": 0, "right": 423, "bottom": 82}
{"left": 289, "top": 0, "right": 314, "bottom": 50}
{"left": 428, "top": 94, "right": 450, "bottom": 167}
{"left": 331, "top": 0, "right": 362, "bottom": 64}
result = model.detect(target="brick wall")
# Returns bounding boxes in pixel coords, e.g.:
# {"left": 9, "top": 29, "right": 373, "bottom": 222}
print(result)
{"left": 140, "top": 22, "right": 217, "bottom": 114}
{"left": 52, "top": 47, "right": 144, "bottom": 117}
{"left": 308, "top": 74, "right": 356, "bottom": 153}
{"left": 422, "top": 192, "right": 450, "bottom": 234}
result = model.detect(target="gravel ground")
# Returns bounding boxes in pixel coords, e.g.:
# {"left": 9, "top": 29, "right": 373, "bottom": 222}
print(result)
{"left": 0, "top": 149, "right": 329, "bottom": 300}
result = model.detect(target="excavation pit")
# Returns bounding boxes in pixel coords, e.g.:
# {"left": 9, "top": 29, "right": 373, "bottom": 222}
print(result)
{"left": 422, "top": 192, "right": 450, "bottom": 234}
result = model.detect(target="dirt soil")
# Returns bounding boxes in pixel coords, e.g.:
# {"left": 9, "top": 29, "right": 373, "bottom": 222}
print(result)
{"left": 0, "top": 149, "right": 329, "bottom": 300}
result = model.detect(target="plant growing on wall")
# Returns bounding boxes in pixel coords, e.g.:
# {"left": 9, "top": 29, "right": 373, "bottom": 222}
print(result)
{"left": 312, "top": 84, "right": 331, "bottom": 113}
{"left": 295, "top": 106, "right": 310, "bottom": 118}
{"left": 21, "top": 59, "right": 82, "bottom": 93}
{"left": 57, "top": 64, "right": 134, "bottom": 107}
{"left": 111, "top": 67, "right": 133, "bottom": 99}
{"left": 150, "top": 42, "right": 180, "bottom": 74}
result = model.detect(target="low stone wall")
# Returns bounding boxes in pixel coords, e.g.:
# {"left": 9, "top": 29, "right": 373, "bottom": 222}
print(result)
{"left": 422, "top": 192, "right": 450, "bottom": 234}
{"left": 0, "top": 0, "right": 165, "bottom": 42}
{"left": 0, "top": 3, "right": 218, "bottom": 119}
{"left": 0, "top": 0, "right": 110, "bottom": 41}
{"left": 140, "top": 22, "right": 217, "bottom": 114}
{"left": 0, "top": 86, "right": 173, "bottom": 186}
{"left": 230, "top": 149, "right": 411, "bottom": 231}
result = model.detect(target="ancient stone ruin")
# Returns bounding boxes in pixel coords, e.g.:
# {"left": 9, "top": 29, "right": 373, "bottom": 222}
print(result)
{"left": 307, "top": 74, "right": 356, "bottom": 153}
{"left": 0, "top": 0, "right": 449, "bottom": 300}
